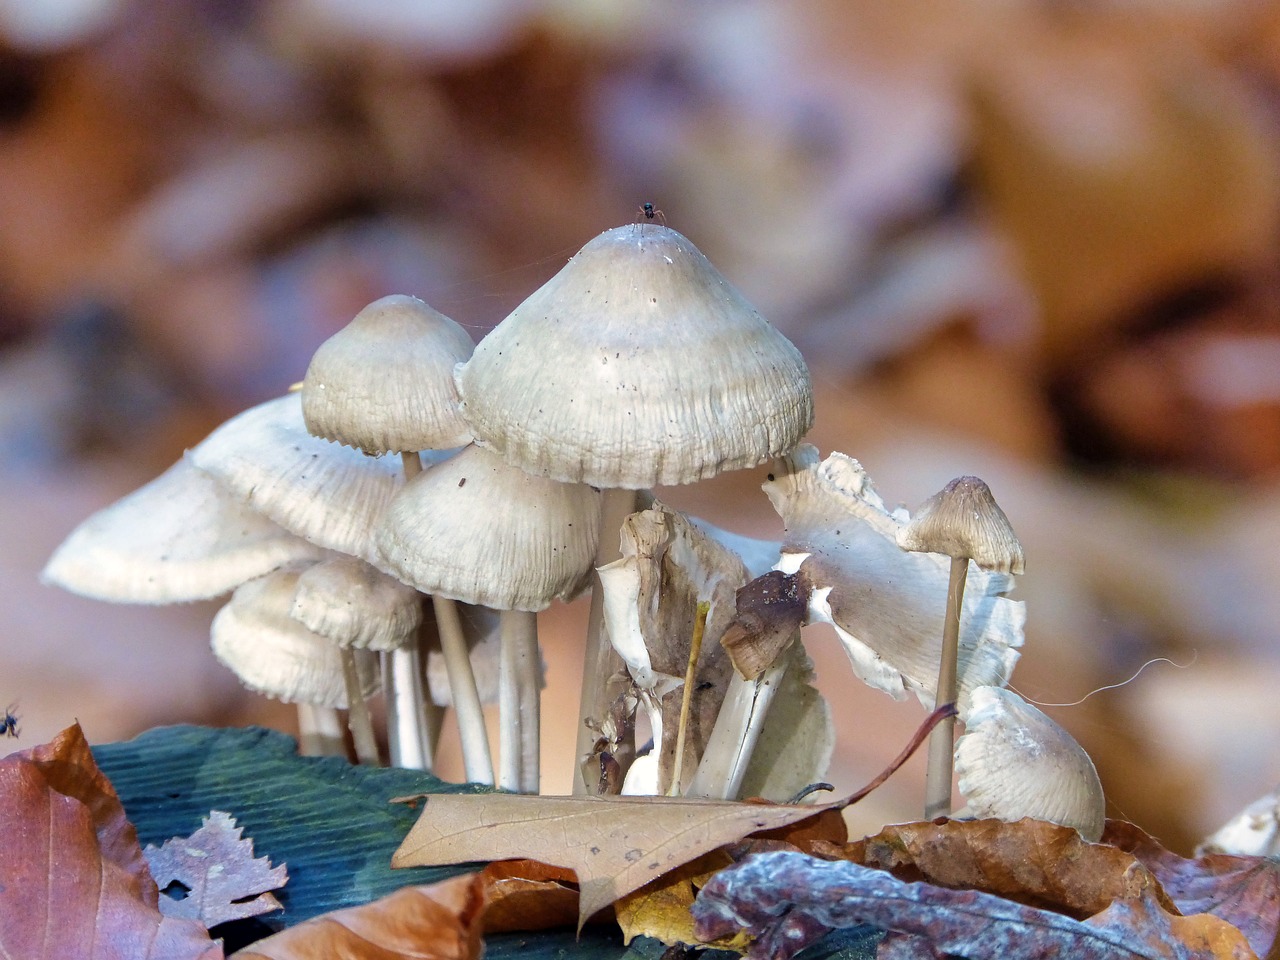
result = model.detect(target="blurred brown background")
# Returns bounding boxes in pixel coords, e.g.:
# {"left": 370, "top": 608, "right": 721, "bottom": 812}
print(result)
{"left": 5, "top": 0, "right": 1280, "bottom": 854}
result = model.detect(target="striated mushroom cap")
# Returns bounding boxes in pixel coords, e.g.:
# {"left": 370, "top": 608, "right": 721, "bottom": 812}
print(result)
{"left": 41, "top": 456, "right": 327, "bottom": 603}
{"left": 375, "top": 443, "right": 600, "bottom": 611}
{"left": 955, "top": 685, "right": 1105, "bottom": 841}
{"left": 291, "top": 555, "right": 422, "bottom": 651}
{"left": 302, "top": 294, "right": 474, "bottom": 455}
{"left": 456, "top": 223, "right": 813, "bottom": 488}
{"left": 898, "top": 475, "right": 1025, "bottom": 574}
{"left": 211, "top": 568, "right": 379, "bottom": 708}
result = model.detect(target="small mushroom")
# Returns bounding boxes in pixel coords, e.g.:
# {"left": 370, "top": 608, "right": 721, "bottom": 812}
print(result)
{"left": 954, "top": 686, "right": 1104, "bottom": 841}
{"left": 898, "top": 475, "right": 1024, "bottom": 820}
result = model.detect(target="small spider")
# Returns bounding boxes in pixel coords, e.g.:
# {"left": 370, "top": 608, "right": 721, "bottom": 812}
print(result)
{"left": 636, "top": 202, "right": 666, "bottom": 226}
{"left": 1, "top": 703, "right": 18, "bottom": 738}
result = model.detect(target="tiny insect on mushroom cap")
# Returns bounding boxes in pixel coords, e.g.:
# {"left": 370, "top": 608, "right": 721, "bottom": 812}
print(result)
{"left": 291, "top": 555, "right": 422, "bottom": 651}
{"left": 301, "top": 294, "right": 474, "bottom": 455}
{"left": 211, "top": 567, "right": 379, "bottom": 709}
{"left": 375, "top": 443, "right": 601, "bottom": 611}
{"left": 455, "top": 223, "right": 814, "bottom": 489}
{"left": 955, "top": 685, "right": 1105, "bottom": 841}
{"left": 896, "top": 476, "right": 1025, "bottom": 574}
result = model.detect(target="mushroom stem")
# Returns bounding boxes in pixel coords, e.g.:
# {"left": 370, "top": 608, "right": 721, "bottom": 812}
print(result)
{"left": 510, "top": 609, "right": 541, "bottom": 793}
{"left": 573, "top": 487, "right": 638, "bottom": 794}
{"left": 687, "top": 631, "right": 797, "bottom": 800}
{"left": 498, "top": 609, "right": 523, "bottom": 791}
{"left": 340, "top": 649, "right": 381, "bottom": 766}
{"left": 296, "top": 703, "right": 345, "bottom": 757}
{"left": 434, "top": 594, "right": 495, "bottom": 785}
{"left": 923, "top": 555, "right": 968, "bottom": 819}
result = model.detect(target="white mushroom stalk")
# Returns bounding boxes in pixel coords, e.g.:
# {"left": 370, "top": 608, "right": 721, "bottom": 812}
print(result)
{"left": 376, "top": 443, "right": 600, "bottom": 790}
{"left": 955, "top": 686, "right": 1105, "bottom": 841}
{"left": 456, "top": 222, "right": 813, "bottom": 794}
{"left": 300, "top": 293, "right": 476, "bottom": 772}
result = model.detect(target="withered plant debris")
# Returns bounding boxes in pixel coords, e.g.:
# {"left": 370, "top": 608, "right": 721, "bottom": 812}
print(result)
{"left": 145, "top": 811, "right": 287, "bottom": 927}
{"left": 719, "top": 571, "right": 810, "bottom": 682}
{"left": 692, "top": 850, "right": 1259, "bottom": 960}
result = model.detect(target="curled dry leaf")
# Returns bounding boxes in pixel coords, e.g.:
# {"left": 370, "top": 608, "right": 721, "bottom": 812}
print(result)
{"left": 1104, "top": 820, "right": 1280, "bottom": 960}
{"left": 692, "top": 850, "right": 1259, "bottom": 960}
{"left": 391, "top": 791, "right": 842, "bottom": 930}
{"left": 145, "top": 810, "right": 287, "bottom": 927}
{"left": 478, "top": 859, "right": 581, "bottom": 933}
{"left": 820, "top": 818, "right": 1174, "bottom": 919}
{"left": 232, "top": 872, "right": 486, "bottom": 960}
{"left": 0, "top": 724, "right": 223, "bottom": 960}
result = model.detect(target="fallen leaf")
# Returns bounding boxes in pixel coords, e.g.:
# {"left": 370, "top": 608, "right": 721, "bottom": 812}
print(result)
{"left": 822, "top": 818, "right": 1171, "bottom": 919}
{"left": 0, "top": 724, "right": 223, "bottom": 960}
{"left": 1104, "top": 820, "right": 1280, "bottom": 959}
{"left": 145, "top": 810, "right": 287, "bottom": 926}
{"left": 692, "top": 850, "right": 1259, "bottom": 960}
{"left": 391, "top": 791, "right": 841, "bottom": 929}
{"left": 615, "top": 851, "right": 736, "bottom": 948}
{"left": 478, "top": 859, "right": 581, "bottom": 933}
{"left": 232, "top": 873, "right": 486, "bottom": 959}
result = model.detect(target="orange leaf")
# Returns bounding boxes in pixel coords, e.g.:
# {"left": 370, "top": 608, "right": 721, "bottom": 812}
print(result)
{"left": 479, "top": 859, "right": 581, "bottom": 933}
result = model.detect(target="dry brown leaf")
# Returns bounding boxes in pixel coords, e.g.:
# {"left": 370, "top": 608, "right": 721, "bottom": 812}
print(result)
{"left": 821, "top": 817, "right": 1173, "bottom": 919}
{"left": 478, "top": 859, "right": 581, "bottom": 933}
{"left": 232, "top": 873, "right": 486, "bottom": 960}
{"left": 615, "top": 851, "right": 737, "bottom": 948}
{"left": 391, "top": 791, "right": 840, "bottom": 929}
{"left": 1104, "top": 820, "right": 1280, "bottom": 959}
{"left": 145, "top": 810, "right": 287, "bottom": 927}
{"left": 0, "top": 724, "right": 223, "bottom": 960}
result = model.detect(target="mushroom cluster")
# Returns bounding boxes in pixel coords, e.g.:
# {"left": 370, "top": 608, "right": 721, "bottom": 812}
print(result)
{"left": 43, "top": 215, "right": 1104, "bottom": 838}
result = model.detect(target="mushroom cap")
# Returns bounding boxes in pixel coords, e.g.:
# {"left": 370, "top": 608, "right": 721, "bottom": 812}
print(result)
{"left": 41, "top": 456, "right": 328, "bottom": 603}
{"left": 375, "top": 443, "right": 600, "bottom": 611}
{"left": 302, "top": 294, "right": 475, "bottom": 455}
{"left": 456, "top": 223, "right": 814, "bottom": 488}
{"left": 897, "top": 476, "right": 1025, "bottom": 575}
{"left": 189, "top": 393, "right": 454, "bottom": 563}
{"left": 291, "top": 555, "right": 422, "bottom": 650}
{"left": 955, "top": 685, "right": 1105, "bottom": 841}
{"left": 211, "top": 568, "right": 380, "bottom": 708}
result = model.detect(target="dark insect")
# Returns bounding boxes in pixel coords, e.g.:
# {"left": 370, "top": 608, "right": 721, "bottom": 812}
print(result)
{"left": 637, "top": 202, "right": 666, "bottom": 225}
{"left": 1, "top": 703, "right": 18, "bottom": 738}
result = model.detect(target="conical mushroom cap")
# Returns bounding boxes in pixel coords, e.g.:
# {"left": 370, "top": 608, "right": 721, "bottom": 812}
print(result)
{"left": 211, "top": 568, "right": 379, "bottom": 708}
{"left": 897, "top": 476, "right": 1025, "bottom": 574}
{"left": 955, "top": 686, "right": 1105, "bottom": 841}
{"left": 375, "top": 443, "right": 600, "bottom": 611}
{"left": 291, "top": 555, "right": 422, "bottom": 651}
{"left": 456, "top": 223, "right": 813, "bottom": 488}
{"left": 41, "top": 457, "right": 328, "bottom": 603}
{"left": 189, "top": 393, "right": 453, "bottom": 563}
{"left": 302, "top": 294, "right": 474, "bottom": 454}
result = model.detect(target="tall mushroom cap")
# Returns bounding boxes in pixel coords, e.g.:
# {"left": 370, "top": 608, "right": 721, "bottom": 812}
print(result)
{"left": 41, "top": 456, "right": 327, "bottom": 603}
{"left": 456, "top": 223, "right": 814, "bottom": 488}
{"left": 375, "top": 443, "right": 600, "bottom": 611}
{"left": 302, "top": 294, "right": 475, "bottom": 454}
{"left": 955, "top": 685, "right": 1105, "bottom": 841}
{"left": 291, "top": 555, "right": 422, "bottom": 651}
{"left": 897, "top": 476, "right": 1025, "bottom": 574}
{"left": 211, "top": 568, "right": 379, "bottom": 708}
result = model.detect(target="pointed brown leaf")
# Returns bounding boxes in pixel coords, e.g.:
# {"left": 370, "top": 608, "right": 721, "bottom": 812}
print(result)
{"left": 0, "top": 725, "right": 223, "bottom": 960}
{"left": 692, "top": 850, "right": 1259, "bottom": 960}
{"left": 1104, "top": 820, "right": 1280, "bottom": 959}
{"left": 145, "top": 811, "right": 287, "bottom": 927}
{"left": 822, "top": 817, "right": 1172, "bottom": 919}
{"left": 391, "top": 792, "right": 841, "bottom": 930}
{"left": 232, "top": 873, "right": 486, "bottom": 960}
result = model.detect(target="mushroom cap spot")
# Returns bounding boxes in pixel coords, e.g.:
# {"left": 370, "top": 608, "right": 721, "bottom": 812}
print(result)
{"left": 41, "top": 457, "right": 327, "bottom": 603}
{"left": 291, "top": 555, "right": 422, "bottom": 650}
{"left": 302, "top": 294, "right": 475, "bottom": 455}
{"left": 897, "top": 476, "right": 1025, "bottom": 574}
{"left": 211, "top": 568, "right": 380, "bottom": 707}
{"left": 955, "top": 686, "right": 1105, "bottom": 841}
{"left": 456, "top": 223, "right": 814, "bottom": 488}
{"left": 375, "top": 443, "right": 600, "bottom": 611}
{"left": 189, "top": 393, "right": 454, "bottom": 563}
